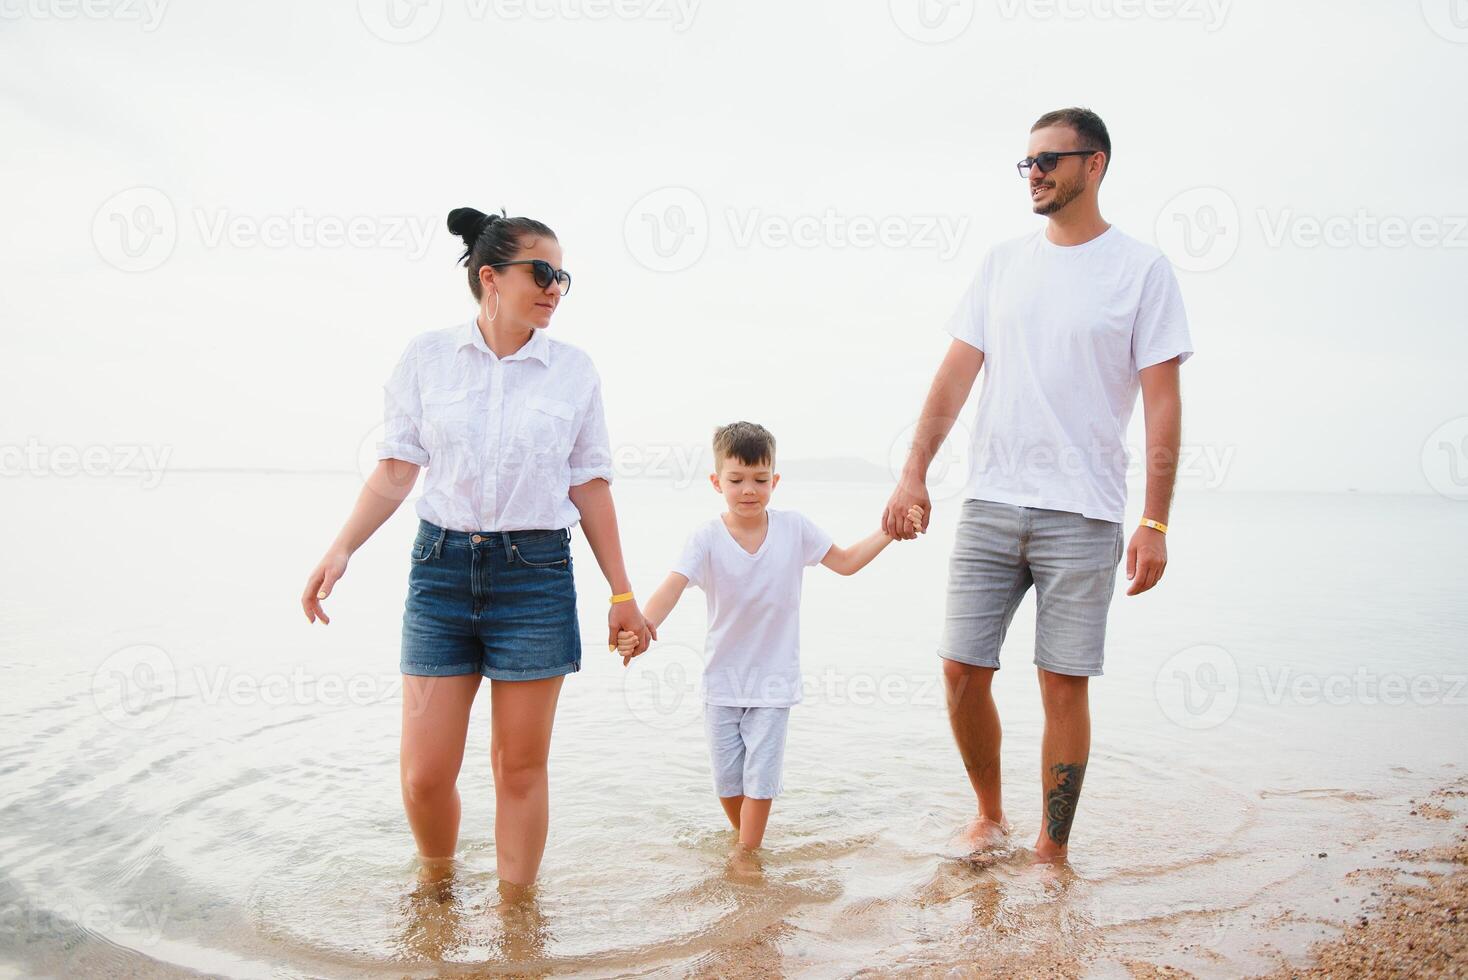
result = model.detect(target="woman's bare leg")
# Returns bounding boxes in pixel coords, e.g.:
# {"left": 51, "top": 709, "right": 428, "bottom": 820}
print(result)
{"left": 490, "top": 675, "right": 565, "bottom": 886}
{"left": 400, "top": 674, "right": 482, "bottom": 863}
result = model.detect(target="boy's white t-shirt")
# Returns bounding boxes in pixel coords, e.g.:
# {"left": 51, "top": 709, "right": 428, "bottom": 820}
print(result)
{"left": 944, "top": 225, "right": 1194, "bottom": 523}
{"left": 672, "top": 508, "right": 834, "bottom": 708}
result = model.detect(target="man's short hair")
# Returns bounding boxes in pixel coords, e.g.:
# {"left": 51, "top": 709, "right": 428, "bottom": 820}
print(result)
{"left": 712, "top": 421, "right": 776, "bottom": 469}
{"left": 1031, "top": 106, "right": 1111, "bottom": 177}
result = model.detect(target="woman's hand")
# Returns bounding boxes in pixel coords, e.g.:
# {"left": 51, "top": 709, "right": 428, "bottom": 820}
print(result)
{"left": 608, "top": 600, "right": 655, "bottom": 662}
{"left": 302, "top": 550, "right": 350, "bottom": 624}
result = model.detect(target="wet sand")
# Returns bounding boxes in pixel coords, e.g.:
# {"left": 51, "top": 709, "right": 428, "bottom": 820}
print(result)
{"left": 1252, "top": 786, "right": 1467, "bottom": 979}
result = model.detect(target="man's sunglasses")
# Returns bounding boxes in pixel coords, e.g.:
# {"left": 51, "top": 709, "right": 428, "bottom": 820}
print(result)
{"left": 490, "top": 259, "right": 572, "bottom": 296}
{"left": 1016, "top": 150, "right": 1102, "bottom": 178}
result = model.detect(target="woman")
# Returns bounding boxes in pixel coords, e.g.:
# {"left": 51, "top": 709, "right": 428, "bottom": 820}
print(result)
{"left": 300, "top": 206, "right": 654, "bottom": 892}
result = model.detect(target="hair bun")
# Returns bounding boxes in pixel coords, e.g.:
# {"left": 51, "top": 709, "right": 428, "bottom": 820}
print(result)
{"left": 447, "top": 206, "right": 506, "bottom": 263}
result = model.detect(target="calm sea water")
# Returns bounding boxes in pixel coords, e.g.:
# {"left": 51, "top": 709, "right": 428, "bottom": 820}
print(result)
{"left": 1, "top": 474, "right": 1464, "bottom": 977}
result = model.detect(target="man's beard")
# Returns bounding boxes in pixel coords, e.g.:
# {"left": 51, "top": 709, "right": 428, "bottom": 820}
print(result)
{"left": 1032, "top": 174, "right": 1085, "bottom": 216}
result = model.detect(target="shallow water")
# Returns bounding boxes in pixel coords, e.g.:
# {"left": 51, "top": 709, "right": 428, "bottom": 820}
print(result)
{"left": 1, "top": 474, "right": 1464, "bottom": 977}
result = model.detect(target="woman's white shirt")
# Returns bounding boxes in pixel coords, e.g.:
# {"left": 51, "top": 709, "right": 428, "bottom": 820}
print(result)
{"left": 375, "top": 317, "right": 613, "bottom": 532}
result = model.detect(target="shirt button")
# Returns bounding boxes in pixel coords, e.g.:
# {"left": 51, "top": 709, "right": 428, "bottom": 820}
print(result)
{"left": 470, "top": 534, "right": 483, "bottom": 543}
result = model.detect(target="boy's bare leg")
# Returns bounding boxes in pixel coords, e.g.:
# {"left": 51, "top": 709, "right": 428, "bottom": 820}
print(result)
{"left": 719, "top": 795, "right": 743, "bottom": 830}
{"left": 737, "top": 798, "right": 772, "bottom": 849}
{"left": 1034, "top": 668, "right": 1090, "bottom": 862}
{"left": 941, "top": 658, "right": 1009, "bottom": 847}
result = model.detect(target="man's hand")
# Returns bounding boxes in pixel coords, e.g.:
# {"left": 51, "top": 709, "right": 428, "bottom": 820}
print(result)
{"left": 893, "top": 504, "right": 926, "bottom": 539}
{"left": 609, "top": 600, "right": 656, "bottom": 659}
{"left": 1125, "top": 526, "right": 1167, "bottom": 596}
{"left": 883, "top": 479, "right": 932, "bottom": 541}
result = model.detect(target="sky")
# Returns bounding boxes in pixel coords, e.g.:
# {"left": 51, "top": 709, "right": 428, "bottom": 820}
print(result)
{"left": 3, "top": 0, "right": 1466, "bottom": 498}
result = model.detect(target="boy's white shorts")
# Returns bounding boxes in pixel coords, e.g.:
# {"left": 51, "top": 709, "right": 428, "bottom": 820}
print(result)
{"left": 704, "top": 704, "right": 791, "bottom": 799}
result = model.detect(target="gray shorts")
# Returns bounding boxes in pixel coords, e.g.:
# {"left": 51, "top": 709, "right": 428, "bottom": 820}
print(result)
{"left": 938, "top": 498, "right": 1124, "bottom": 677}
{"left": 704, "top": 704, "right": 790, "bottom": 799}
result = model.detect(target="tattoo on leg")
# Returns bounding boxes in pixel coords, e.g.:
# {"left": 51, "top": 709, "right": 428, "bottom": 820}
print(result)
{"left": 1044, "top": 762, "right": 1087, "bottom": 848}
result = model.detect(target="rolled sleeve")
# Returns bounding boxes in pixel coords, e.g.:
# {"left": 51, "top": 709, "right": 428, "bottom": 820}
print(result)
{"left": 375, "top": 340, "right": 429, "bottom": 466}
{"left": 567, "top": 371, "right": 613, "bottom": 486}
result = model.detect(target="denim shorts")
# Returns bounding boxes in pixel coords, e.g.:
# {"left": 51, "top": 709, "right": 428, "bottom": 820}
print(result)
{"left": 400, "top": 519, "right": 582, "bottom": 680}
{"left": 938, "top": 498, "right": 1124, "bottom": 677}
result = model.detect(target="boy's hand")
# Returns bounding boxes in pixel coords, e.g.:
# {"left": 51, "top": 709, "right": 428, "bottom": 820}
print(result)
{"left": 616, "top": 628, "right": 643, "bottom": 666}
{"left": 900, "top": 504, "right": 925, "bottom": 537}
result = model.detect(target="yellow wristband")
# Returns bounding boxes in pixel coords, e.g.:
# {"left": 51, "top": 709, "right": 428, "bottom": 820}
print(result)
{"left": 1139, "top": 518, "right": 1168, "bottom": 534}
{"left": 609, "top": 591, "right": 635, "bottom": 604}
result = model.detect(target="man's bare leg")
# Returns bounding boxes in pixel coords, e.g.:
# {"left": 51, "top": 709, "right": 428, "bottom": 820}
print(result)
{"left": 942, "top": 658, "right": 1010, "bottom": 848}
{"left": 1034, "top": 668, "right": 1090, "bottom": 862}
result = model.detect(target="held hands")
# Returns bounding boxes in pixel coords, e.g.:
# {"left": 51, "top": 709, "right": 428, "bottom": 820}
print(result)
{"left": 893, "top": 504, "right": 925, "bottom": 539}
{"left": 608, "top": 599, "right": 656, "bottom": 665}
{"left": 883, "top": 481, "right": 932, "bottom": 541}
{"left": 614, "top": 629, "right": 643, "bottom": 666}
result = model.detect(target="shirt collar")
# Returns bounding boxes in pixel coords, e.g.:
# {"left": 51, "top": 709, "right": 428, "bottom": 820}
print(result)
{"left": 459, "top": 317, "right": 551, "bottom": 366}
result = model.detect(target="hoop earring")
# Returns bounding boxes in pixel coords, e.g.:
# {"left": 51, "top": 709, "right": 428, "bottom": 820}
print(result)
{"left": 483, "top": 290, "right": 500, "bottom": 323}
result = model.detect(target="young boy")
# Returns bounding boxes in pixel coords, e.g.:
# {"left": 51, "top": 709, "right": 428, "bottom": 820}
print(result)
{"left": 616, "top": 421, "right": 923, "bottom": 853}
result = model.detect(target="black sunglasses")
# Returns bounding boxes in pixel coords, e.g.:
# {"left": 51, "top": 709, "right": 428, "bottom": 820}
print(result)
{"left": 490, "top": 259, "right": 572, "bottom": 296}
{"left": 1016, "top": 150, "right": 1102, "bottom": 178}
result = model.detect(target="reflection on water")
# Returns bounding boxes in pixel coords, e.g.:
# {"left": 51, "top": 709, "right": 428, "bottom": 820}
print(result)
{"left": 1, "top": 477, "right": 1464, "bottom": 977}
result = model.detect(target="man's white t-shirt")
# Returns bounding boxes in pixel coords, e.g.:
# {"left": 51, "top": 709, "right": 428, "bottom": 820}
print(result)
{"left": 672, "top": 508, "right": 834, "bottom": 707}
{"left": 944, "top": 225, "right": 1194, "bottom": 523}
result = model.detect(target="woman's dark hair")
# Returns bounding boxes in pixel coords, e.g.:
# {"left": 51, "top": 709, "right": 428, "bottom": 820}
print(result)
{"left": 446, "top": 207, "right": 557, "bottom": 300}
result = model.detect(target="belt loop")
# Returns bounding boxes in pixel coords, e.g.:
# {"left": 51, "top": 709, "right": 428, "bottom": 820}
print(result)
{"left": 501, "top": 530, "right": 514, "bottom": 563}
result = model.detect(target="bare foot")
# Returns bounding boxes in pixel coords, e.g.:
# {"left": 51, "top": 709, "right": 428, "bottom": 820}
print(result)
{"left": 725, "top": 843, "right": 764, "bottom": 880}
{"left": 1031, "top": 841, "right": 1069, "bottom": 865}
{"left": 949, "top": 815, "right": 1012, "bottom": 854}
{"left": 415, "top": 854, "right": 456, "bottom": 886}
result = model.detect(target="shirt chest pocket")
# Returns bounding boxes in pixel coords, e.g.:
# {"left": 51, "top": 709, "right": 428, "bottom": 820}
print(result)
{"left": 418, "top": 389, "right": 472, "bottom": 458}
{"left": 513, "top": 394, "right": 577, "bottom": 459}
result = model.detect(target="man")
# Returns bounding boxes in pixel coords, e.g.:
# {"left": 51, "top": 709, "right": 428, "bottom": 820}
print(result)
{"left": 883, "top": 107, "right": 1193, "bottom": 862}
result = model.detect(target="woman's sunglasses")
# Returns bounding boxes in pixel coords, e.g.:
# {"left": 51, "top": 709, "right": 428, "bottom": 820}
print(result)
{"left": 490, "top": 259, "right": 572, "bottom": 296}
{"left": 1016, "top": 150, "right": 1101, "bottom": 178}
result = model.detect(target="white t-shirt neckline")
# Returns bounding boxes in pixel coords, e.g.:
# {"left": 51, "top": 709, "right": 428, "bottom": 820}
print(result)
{"left": 717, "top": 512, "right": 771, "bottom": 559}
{"left": 1039, "top": 223, "right": 1115, "bottom": 252}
